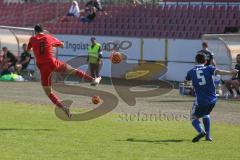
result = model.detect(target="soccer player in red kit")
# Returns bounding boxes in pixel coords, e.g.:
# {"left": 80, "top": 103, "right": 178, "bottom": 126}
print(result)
{"left": 27, "top": 24, "right": 101, "bottom": 118}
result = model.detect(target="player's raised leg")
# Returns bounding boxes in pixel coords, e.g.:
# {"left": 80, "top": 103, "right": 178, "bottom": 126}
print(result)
{"left": 38, "top": 63, "right": 71, "bottom": 118}
{"left": 43, "top": 86, "right": 71, "bottom": 118}
{"left": 64, "top": 63, "right": 101, "bottom": 85}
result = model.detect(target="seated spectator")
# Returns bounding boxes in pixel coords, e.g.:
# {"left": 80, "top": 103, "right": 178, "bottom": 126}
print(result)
{"left": 132, "top": 0, "right": 143, "bottom": 6}
{"left": 16, "top": 43, "right": 31, "bottom": 74}
{"left": 224, "top": 54, "right": 240, "bottom": 97}
{"left": 80, "top": 6, "right": 96, "bottom": 23}
{"left": 59, "top": 1, "right": 80, "bottom": 22}
{"left": 85, "top": 0, "right": 102, "bottom": 11}
{"left": 0, "top": 61, "right": 11, "bottom": 76}
{"left": 0, "top": 47, "right": 17, "bottom": 75}
{"left": 67, "top": 1, "right": 80, "bottom": 18}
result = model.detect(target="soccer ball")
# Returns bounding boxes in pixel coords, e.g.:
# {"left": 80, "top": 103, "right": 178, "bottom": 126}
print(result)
{"left": 92, "top": 96, "right": 101, "bottom": 104}
{"left": 110, "top": 52, "right": 123, "bottom": 64}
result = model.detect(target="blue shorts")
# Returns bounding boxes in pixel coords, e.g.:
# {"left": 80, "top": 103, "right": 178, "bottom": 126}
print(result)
{"left": 191, "top": 102, "right": 215, "bottom": 118}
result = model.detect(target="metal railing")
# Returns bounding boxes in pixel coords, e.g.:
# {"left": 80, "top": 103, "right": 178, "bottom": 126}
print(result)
{"left": 3, "top": 0, "right": 162, "bottom": 5}
{"left": 3, "top": 0, "right": 240, "bottom": 6}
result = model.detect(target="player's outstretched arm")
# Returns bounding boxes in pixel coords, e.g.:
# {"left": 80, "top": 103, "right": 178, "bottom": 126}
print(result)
{"left": 52, "top": 41, "right": 64, "bottom": 48}
{"left": 51, "top": 36, "right": 64, "bottom": 48}
{"left": 215, "top": 69, "right": 238, "bottom": 76}
{"left": 53, "top": 42, "right": 64, "bottom": 48}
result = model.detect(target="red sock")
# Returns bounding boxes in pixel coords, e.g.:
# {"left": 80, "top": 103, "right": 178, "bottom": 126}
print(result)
{"left": 48, "top": 92, "right": 63, "bottom": 108}
{"left": 75, "top": 69, "right": 93, "bottom": 81}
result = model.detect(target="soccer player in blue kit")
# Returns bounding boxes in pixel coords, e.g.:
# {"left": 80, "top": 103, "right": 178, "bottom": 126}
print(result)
{"left": 185, "top": 53, "right": 238, "bottom": 142}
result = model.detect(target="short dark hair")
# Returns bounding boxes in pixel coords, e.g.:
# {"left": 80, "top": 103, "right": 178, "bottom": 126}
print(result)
{"left": 195, "top": 53, "right": 206, "bottom": 64}
{"left": 91, "top": 37, "right": 96, "bottom": 41}
{"left": 202, "top": 42, "right": 208, "bottom": 48}
{"left": 34, "top": 24, "right": 43, "bottom": 33}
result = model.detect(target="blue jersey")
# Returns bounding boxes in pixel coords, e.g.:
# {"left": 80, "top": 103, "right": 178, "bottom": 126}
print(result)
{"left": 186, "top": 64, "right": 217, "bottom": 106}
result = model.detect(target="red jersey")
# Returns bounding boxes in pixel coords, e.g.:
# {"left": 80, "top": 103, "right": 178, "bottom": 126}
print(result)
{"left": 27, "top": 33, "right": 62, "bottom": 64}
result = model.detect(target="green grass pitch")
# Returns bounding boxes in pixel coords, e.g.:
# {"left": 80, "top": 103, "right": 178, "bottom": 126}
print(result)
{"left": 0, "top": 101, "right": 239, "bottom": 160}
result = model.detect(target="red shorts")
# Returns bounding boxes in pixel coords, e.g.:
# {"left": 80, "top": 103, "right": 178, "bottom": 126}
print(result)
{"left": 37, "top": 59, "right": 67, "bottom": 86}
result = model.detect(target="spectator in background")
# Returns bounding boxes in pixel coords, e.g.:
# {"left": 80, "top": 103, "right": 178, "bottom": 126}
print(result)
{"left": 132, "top": 0, "right": 143, "bottom": 6}
{"left": 15, "top": 43, "right": 31, "bottom": 74}
{"left": 59, "top": 1, "right": 80, "bottom": 22}
{"left": 198, "top": 42, "right": 216, "bottom": 66}
{"left": 80, "top": 6, "right": 96, "bottom": 23}
{"left": 0, "top": 52, "right": 8, "bottom": 76}
{"left": 1, "top": 47, "right": 17, "bottom": 72}
{"left": 85, "top": 0, "right": 103, "bottom": 11}
{"left": 224, "top": 54, "right": 240, "bottom": 98}
{"left": 67, "top": 1, "right": 80, "bottom": 18}
{"left": 0, "top": 61, "right": 10, "bottom": 76}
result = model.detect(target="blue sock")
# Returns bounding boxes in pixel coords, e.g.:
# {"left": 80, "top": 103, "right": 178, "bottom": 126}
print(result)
{"left": 203, "top": 115, "right": 211, "bottom": 137}
{"left": 192, "top": 119, "right": 204, "bottom": 133}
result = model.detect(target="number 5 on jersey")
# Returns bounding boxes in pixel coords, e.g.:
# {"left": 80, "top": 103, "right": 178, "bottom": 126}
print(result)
{"left": 196, "top": 70, "right": 206, "bottom": 86}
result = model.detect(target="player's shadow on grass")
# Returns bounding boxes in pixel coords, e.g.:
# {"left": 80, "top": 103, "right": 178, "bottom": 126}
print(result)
{"left": 117, "top": 138, "right": 186, "bottom": 145}
{"left": 0, "top": 128, "right": 55, "bottom": 132}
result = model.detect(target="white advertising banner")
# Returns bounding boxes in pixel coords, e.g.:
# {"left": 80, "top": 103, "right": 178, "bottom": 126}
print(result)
{"left": 168, "top": 39, "right": 202, "bottom": 62}
{"left": 55, "top": 35, "right": 167, "bottom": 77}
{"left": 166, "top": 62, "right": 194, "bottom": 81}
{"left": 142, "top": 38, "right": 165, "bottom": 61}
{"left": 54, "top": 35, "right": 233, "bottom": 81}
{"left": 55, "top": 35, "right": 141, "bottom": 60}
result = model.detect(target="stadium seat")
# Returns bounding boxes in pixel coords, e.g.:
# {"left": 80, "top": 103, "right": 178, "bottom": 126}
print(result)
{"left": 176, "top": 32, "right": 183, "bottom": 39}
{"left": 0, "top": 1, "right": 236, "bottom": 39}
